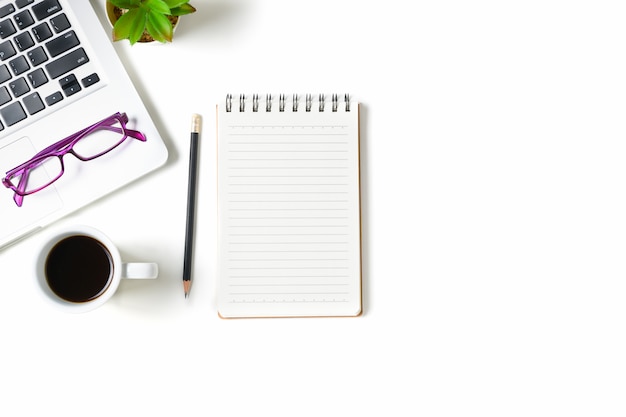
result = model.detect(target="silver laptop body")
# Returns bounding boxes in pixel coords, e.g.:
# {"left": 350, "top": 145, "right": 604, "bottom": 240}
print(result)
{"left": 0, "top": 0, "right": 168, "bottom": 249}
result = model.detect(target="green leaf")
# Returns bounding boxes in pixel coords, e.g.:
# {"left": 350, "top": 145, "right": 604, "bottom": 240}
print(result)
{"left": 141, "top": 0, "right": 171, "bottom": 15}
{"left": 113, "top": 8, "right": 147, "bottom": 44}
{"left": 108, "top": 0, "right": 139, "bottom": 9}
{"left": 145, "top": 10, "right": 173, "bottom": 42}
{"left": 163, "top": 0, "right": 189, "bottom": 8}
{"left": 170, "top": 4, "right": 196, "bottom": 16}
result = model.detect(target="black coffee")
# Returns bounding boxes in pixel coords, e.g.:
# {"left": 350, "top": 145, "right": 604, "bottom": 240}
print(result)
{"left": 45, "top": 235, "right": 113, "bottom": 303}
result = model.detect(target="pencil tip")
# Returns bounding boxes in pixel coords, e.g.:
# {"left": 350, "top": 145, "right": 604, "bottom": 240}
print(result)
{"left": 183, "top": 280, "right": 192, "bottom": 298}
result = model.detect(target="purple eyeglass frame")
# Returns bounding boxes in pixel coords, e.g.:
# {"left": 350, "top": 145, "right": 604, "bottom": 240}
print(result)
{"left": 2, "top": 112, "right": 146, "bottom": 207}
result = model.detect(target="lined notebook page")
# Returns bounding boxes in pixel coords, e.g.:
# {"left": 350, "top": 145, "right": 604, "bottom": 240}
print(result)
{"left": 217, "top": 94, "right": 362, "bottom": 318}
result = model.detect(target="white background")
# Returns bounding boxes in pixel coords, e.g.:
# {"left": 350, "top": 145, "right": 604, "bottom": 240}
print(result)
{"left": 1, "top": 0, "right": 626, "bottom": 415}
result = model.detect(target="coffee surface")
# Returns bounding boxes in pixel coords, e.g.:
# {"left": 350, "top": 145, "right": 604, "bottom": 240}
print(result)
{"left": 45, "top": 235, "right": 113, "bottom": 303}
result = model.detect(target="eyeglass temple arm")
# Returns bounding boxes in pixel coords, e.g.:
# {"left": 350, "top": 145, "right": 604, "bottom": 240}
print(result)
{"left": 6, "top": 124, "right": 93, "bottom": 176}
{"left": 31, "top": 123, "right": 146, "bottom": 156}
{"left": 8, "top": 120, "right": 146, "bottom": 175}
{"left": 5, "top": 137, "right": 71, "bottom": 177}
{"left": 27, "top": 112, "right": 137, "bottom": 157}
{"left": 96, "top": 125, "right": 146, "bottom": 141}
{"left": 125, "top": 128, "right": 146, "bottom": 141}
{"left": 31, "top": 124, "right": 93, "bottom": 158}
{"left": 12, "top": 171, "right": 27, "bottom": 207}
{"left": 0, "top": 167, "right": 26, "bottom": 206}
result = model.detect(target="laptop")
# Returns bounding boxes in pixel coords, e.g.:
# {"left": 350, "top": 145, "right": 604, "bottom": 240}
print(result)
{"left": 0, "top": 0, "right": 168, "bottom": 249}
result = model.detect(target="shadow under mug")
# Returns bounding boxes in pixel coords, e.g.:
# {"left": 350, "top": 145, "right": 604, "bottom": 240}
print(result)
{"left": 34, "top": 225, "right": 158, "bottom": 313}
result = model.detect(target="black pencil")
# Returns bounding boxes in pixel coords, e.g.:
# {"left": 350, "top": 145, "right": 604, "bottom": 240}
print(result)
{"left": 183, "top": 114, "right": 201, "bottom": 298}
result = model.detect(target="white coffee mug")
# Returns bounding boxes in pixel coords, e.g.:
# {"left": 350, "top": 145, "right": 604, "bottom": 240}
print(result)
{"left": 34, "top": 225, "right": 158, "bottom": 313}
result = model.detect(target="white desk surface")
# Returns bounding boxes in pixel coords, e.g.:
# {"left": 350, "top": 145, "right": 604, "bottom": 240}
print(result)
{"left": 2, "top": 0, "right": 625, "bottom": 415}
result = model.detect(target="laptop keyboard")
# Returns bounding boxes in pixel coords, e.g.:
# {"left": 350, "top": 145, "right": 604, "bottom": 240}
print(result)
{"left": 0, "top": 0, "right": 98, "bottom": 131}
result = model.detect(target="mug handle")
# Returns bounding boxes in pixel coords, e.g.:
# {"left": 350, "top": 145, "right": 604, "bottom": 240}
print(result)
{"left": 122, "top": 263, "right": 158, "bottom": 279}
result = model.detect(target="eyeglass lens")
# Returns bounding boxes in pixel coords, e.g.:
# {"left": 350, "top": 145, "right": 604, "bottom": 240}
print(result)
{"left": 72, "top": 120, "right": 128, "bottom": 159}
{"left": 9, "top": 156, "right": 62, "bottom": 194}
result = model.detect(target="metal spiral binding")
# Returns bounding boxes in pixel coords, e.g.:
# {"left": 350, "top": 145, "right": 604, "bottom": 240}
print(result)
{"left": 279, "top": 94, "right": 286, "bottom": 112}
{"left": 226, "top": 94, "right": 351, "bottom": 112}
{"left": 292, "top": 94, "right": 298, "bottom": 112}
{"left": 226, "top": 94, "right": 232, "bottom": 112}
{"left": 266, "top": 94, "right": 272, "bottom": 112}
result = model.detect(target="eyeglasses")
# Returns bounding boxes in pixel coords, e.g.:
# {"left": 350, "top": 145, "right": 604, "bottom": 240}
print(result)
{"left": 2, "top": 112, "right": 146, "bottom": 207}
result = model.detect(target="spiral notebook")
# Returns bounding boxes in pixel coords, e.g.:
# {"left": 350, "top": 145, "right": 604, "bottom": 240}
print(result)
{"left": 216, "top": 94, "right": 362, "bottom": 318}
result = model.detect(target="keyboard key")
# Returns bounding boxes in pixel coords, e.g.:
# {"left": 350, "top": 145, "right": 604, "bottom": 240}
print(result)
{"left": 14, "top": 10, "right": 34, "bottom": 30}
{"left": 46, "top": 30, "right": 79, "bottom": 57}
{"left": 45, "top": 47, "right": 88, "bottom": 79}
{"left": 9, "top": 55, "right": 29, "bottom": 75}
{"left": 32, "top": 22, "right": 52, "bottom": 42}
{"left": 23, "top": 92, "right": 44, "bottom": 115}
{"left": 27, "top": 46, "right": 47, "bottom": 66}
{"left": 27, "top": 68, "right": 47, "bottom": 87}
{"left": 14, "top": 31, "right": 35, "bottom": 51}
{"left": 60, "top": 73, "right": 80, "bottom": 96}
{"left": 0, "top": 40, "right": 16, "bottom": 60}
{"left": 1, "top": 101, "right": 26, "bottom": 126}
{"left": 9, "top": 77, "right": 29, "bottom": 97}
{"left": 59, "top": 74, "right": 76, "bottom": 87}
{"left": 45, "top": 90, "right": 62, "bottom": 106}
{"left": 81, "top": 73, "right": 99, "bottom": 88}
{"left": 62, "top": 82, "right": 80, "bottom": 96}
{"left": 16, "top": 0, "right": 35, "bottom": 9}
{"left": 50, "top": 13, "right": 70, "bottom": 33}
{"left": 0, "top": 86, "right": 11, "bottom": 106}
{"left": 32, "top": 0, "right": 62, "bottom": 21}
{"left": 0, "top": 5, "right": 16, "bottom": 18}
{"left": 0, "top": 19, "right": 16, "bottom": 39}
{"left": 0, "top": 64, "right": 11, "bottom": 83}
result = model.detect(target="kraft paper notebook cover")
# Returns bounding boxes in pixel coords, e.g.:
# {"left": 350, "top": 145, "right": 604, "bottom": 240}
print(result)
{"left": 216, "top": 93, "right": 362, "bottom": 318}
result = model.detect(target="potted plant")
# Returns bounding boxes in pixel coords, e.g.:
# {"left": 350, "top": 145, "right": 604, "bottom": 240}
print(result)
{"left": 106, "top": 0, "right": 196, "bottom": 44}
